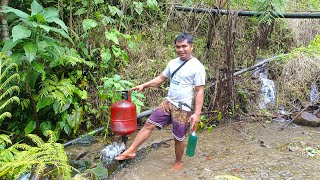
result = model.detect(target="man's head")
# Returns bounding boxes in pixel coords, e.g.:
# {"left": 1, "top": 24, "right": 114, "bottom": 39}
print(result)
{"left": 174, "top": 32, "right": 194, "bottom": 61}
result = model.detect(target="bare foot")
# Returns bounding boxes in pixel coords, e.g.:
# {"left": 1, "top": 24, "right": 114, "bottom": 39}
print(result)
{"left": 115, "top": 150, "right": 136, "bottom": 160}
{"left": 171, "top": 162, "right": 184, "bottom": 172}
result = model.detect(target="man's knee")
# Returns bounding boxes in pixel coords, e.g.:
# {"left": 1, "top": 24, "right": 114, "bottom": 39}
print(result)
{"left": 144, "top": 122, "right": 156, "bottom": 130}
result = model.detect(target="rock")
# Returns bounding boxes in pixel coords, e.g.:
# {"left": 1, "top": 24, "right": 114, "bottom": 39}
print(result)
{"left": 292, "top": 112, "right": 320, "bottom": 127}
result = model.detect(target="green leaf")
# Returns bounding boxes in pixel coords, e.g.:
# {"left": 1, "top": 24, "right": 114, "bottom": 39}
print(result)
{"left": 53, "top": 100, "right": 60, "bottom": 114}
{"left": 40, "top": 121, "right": 52, "bottom": 136}
{"left": 101, "top": 48, "right": 112, "bottom": 62}
{"left": 32, "top": 61, "right": 46, "bottom": 80}
{"left": 1, "top": 39, "right": 21, "bottom": 53}
{"left": 60, "top": 97, "right": 72, "bottom": 112}
{"left": 24, "top": 120, "right": 36, "bottom": 134}
{"left": 0, "top": 134, "right": 12, "bottom": 145}
{"left": 36, "top": 97, "right": 53, "bottom": 111}
{"left": 75, "top": 89, "right": 88, "bottom": 100}
{"left": 28, "top": 71, "right": 40, "bottom": 89}
{"left": 49, "top": 27, "right": 73, "bottom": 43}
{"left": 63, "top": 123, "right": 72, "bottom": 135}
{"left": 83, "top": 19, "right": 98, "bottom": 32}
{"left": 102, "top": 16, "right": 115, "bottom": 25}
{"left": 121, "top": 50, "right": 128, "bottom": 62}
{"left": 105, "top": 32, "right": 119, "bottom": 44}
{"left": 112, "top": 45, "right": 121, "bottom": 56}
{"left": 75, "top": 8, "right": 87, "bottom": 16}
{"left": 206, "top": 125, "right": 213, "bottom": 133}
{"left": 147, "top": 0, "right": 158, "bottom": 10}
{"left": 133, "top": 1, "right": 144, "bottom": 15}
{"left": 12, "top": 25, "right": 31, "bottom": 42}
{"left": 34, "top": 13, "right": 45, "bottom": 23}
{"left": 108, "top": 5, "right": 122, "bottom": 17}
{"left": 94, "top": 0, "right": 104, "bottom": 4}
{"left": 46, "top": 17, "right": 68, "bottom": 32}
{"left": 41, "top": 7, "right": 59, "bottom": 20}
{"left": 217, "top": 112, "right": 222, "bottom": 121}
{"left": 1, "top": 151, "right": 14, "bottom": 162}
{"left": 113, "top": 74, "right": 121, "bottom": 81}
{"left": 23, "top": 41, "right": 37, "bottom": 62}
{"left": 31, "top": 0, "right": 44, "bottom": 16}
{"left": 39, "top": 24, "right": 51, "bottom": 32}
{"left": 2, "top": 6, "right": 30, "bottom": 19}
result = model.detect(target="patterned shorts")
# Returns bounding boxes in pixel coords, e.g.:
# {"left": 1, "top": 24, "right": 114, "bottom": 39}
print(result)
{"left": 147, "top": 99, "right": 192, "bottom": 141}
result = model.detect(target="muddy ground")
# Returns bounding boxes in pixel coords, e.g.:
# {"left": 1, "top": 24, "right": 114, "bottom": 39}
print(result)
{"left": 66, "top": 118, "right": 320, "bottom": 180}
{"left": 107, "top": 119, "right": 320, "bottom": 180}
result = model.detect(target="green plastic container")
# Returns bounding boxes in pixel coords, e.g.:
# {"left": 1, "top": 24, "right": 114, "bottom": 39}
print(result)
{"left": 186, "top": 129, "right": 198, "bottom": 157}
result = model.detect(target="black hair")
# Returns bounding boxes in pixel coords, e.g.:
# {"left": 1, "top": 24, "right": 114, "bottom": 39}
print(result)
{"left": 174, "top": 32, "right": 194, "bottom": 45}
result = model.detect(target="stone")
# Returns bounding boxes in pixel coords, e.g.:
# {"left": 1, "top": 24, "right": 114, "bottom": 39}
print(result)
{"left": 292, "top": 111, "right": 320, "bottom": 127}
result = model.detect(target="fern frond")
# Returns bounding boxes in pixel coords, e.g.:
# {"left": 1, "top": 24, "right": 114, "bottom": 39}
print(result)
{"left": 0, "top": 63, "right": 19, "bottom": 80}
{"left": 50, "top": 91, "right": 67, "bottom": 105}
{"left": 82, "top": 60, "right": 96, "bottom": 68}
{"left": 0, "top": 134, "right": 12, "bottom": 146}
{"left": 27, "top": 134, "right": 44, "bottom": 147}
{"left": 0, "top": 112, "right": 12, "bottom": 121}
{"left": 214, "top": 175, "right": 244, "bottom": 180}
{"left": 0, "top": 74, "right": 20, "bottom": 91}
{"left": 0, "top": 63, "right": 20, "bottom": 82}
{"left": 57, "top": 85, "right": 74, "bottom": 97}
{"left": 35, "top": 163, "right": 46, "bottom": 176}
{"left": 38, "top": 85, "right": 56, "bottom": 97}
{"left": 0, "top": 96, "right": 20, "bottom": 110}
{"left": 50, "top": 74, "right": 59, "bottom": 83}
{"left": 20, "top": 98, "right": 30, "bottom": 110}
{"left": 45, "top": 130, "right": 56, "bottom": 143}
{"left": 12, "top": 143, "right": 32, "bottom": 151}
{"left": 0, "top": 86, "right": 20, "bottom": 100}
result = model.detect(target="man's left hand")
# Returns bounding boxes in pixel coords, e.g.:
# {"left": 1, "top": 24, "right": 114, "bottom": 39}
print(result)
{"left": 189, "top": 113, "right": 200, "bottom": 130}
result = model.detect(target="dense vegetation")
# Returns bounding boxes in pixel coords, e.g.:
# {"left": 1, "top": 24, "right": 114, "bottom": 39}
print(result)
{"left": 0, "top": 0, "right": 319, "bottom": 178}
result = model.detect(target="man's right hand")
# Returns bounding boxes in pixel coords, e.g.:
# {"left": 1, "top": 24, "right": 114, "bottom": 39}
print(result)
{"left": 131, "top": 84, "right": 145, "bottom": 92}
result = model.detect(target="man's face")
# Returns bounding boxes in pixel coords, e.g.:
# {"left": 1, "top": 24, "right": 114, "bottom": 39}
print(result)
{"left": 175, "top": 39, "right": 193, "bottom": 60}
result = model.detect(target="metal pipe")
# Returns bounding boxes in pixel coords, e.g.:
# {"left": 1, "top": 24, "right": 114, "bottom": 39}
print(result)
{"left": 174, "top": 6, "right": 320, "bottom": 19}
{"left": 63, "top": 109, "right": 154, "bottom": 147}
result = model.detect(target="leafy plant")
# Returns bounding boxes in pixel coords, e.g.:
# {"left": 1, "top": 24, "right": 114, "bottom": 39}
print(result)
{"left": 196, "top": 114, "right": 218, "bottom": 133}
{"left": 0, "top": 52, "right": 20, "bottom": 123}
{"left": 0, "top": 130, "right": 76, "bottom": 179}
{"left": 1, "top": 1, "right": 96, "bottom": 137}
{"left": 100, "top": 74, "right": 145, "bottom": 113}
{"left": 253, "top": 0, "right": 288, "bottom": 25}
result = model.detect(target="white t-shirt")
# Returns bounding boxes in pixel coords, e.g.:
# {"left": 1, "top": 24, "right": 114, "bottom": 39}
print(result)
{"left": 162, "top": 57, "right": 206, "bottom": 111}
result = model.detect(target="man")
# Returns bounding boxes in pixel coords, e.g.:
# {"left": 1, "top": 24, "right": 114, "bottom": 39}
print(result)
{"left": 115, "top": 32, "right": 205, "bottom": 171}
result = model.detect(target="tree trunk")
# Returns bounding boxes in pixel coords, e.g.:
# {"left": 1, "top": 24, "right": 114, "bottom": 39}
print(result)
{"left": 0, "top": 0, "right": 9, "bottom": 40}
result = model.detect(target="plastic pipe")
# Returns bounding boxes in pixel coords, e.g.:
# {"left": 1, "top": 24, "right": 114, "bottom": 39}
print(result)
{"left": 174, "top": 6, "right": 320, "bottom": 19}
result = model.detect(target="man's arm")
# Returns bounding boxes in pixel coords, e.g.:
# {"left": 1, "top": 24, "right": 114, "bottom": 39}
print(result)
{"left": 190, "top": 85, "right": 205, "bottom": 129}
{"left": 131, "top": 75, "right": 168, "bottom": 92}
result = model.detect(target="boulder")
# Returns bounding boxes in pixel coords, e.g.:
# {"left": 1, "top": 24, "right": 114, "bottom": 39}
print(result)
{"left": 292, "top": 111, "right": 320, "bottom": 127}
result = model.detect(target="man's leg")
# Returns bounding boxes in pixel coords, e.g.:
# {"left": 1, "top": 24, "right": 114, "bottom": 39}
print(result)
{"left": 174, "top": 139, "right": 185, "bottom": 163}
{"left": 116, "top": 122, "right": 156, "bottom": 158}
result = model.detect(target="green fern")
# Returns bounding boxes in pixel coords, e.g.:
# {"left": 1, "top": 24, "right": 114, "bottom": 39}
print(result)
{"left": 0, "top": 52, "right": 20, "bottom": 122}
{"left": 0, "top": 134, "right": 12, "bottom": 147}
{"left": 0, "top": 130, "right": 77, "bottom": 179}
{"left": 38, "top": 74, "right": 80, "bottom": 110}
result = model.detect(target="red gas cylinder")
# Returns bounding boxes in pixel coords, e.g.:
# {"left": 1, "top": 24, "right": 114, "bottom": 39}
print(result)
{"left": 110, "top": 90, "right": 137, "bottom": 136}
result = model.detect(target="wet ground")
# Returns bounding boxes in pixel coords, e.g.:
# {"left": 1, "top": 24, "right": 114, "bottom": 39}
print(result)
{"left": 66, "top": 119, "right": 320, "bottom": 179}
